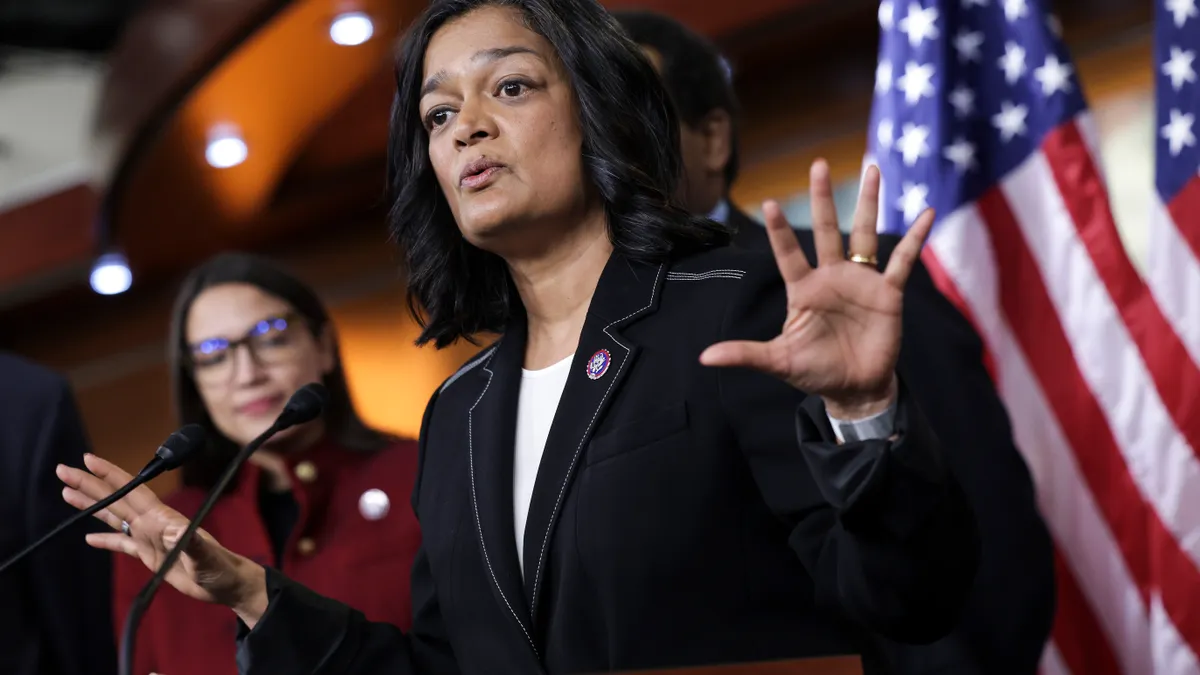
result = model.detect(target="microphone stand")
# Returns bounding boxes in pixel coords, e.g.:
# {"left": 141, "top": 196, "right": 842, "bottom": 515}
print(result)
{"left": 118, "top": 420, "right": 285, "bottom": 675}
{"left": 3, "top": 477, "right": 149, "bottom": 577}
{"left": 0, "top": 424, "right": 205, "bottom": 577}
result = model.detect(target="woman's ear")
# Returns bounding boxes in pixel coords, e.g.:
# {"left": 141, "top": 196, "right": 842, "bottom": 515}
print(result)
{"left": 698, "top": 109, "right": 733, "bottom": 176}
{"left": 317, "top": 323, "right": 337, "bottom": 376}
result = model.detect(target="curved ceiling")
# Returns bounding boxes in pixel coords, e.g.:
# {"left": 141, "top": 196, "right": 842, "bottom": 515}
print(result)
{"left": 97, "top": 0, "right": 826, "bottom": 286}
{"left": 105, "top": 0, "right": 407, "bottom": 277}
{"left": 0, "top": 0, "right": 827, "bottom": 316}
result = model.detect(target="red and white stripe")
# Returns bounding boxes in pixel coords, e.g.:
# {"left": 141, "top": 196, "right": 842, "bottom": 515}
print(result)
{"left": 1146, "top": 186, "right": 1200, "bottom": 372}
{"left": 914, "top": 112, "right": 1200, "bottom": 675}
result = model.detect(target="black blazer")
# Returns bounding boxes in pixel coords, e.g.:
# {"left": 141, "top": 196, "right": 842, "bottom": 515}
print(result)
{"left": 729, "top": 208, "right": 1055, "bottom": 674}
{"left": 0, "top": 353, "right": 116, "bottom": 675}
{"left": 236, "top": 245, "right": 980, "bottom": 674}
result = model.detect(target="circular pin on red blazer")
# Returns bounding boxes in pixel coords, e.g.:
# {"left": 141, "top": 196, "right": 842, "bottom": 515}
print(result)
{"left": 585, "top": 349, "right": 611, "bottom": 380}
{"left": 359, "top": 489, "right": 390, "bottom": 521}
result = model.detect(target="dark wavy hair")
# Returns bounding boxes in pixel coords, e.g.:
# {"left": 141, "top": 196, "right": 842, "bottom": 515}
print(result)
{"left": 388, "top": 0, "right": 733, "bottom": 348}
{"left": 168, "top": 252, "right": 393, "bottom": 490}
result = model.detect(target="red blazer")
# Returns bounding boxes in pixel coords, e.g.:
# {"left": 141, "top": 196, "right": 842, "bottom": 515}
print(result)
{"left": 113, "top": 437, "right": 422, "bottom": 675}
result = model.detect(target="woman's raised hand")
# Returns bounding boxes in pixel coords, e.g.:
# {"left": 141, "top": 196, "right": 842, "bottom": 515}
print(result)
{"left": 701, "top": 159, "right": 933, "bottom": 419}
{"left": 57, "top": 454, "right": 266, "bottom": 618}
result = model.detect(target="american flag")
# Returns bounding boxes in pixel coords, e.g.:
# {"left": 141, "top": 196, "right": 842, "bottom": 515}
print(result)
{"left": 866, "top": 0, "right": 1200, "bottom": 673}
{"left": 1150, "top": 3, "right": 1200, "bottom": 393}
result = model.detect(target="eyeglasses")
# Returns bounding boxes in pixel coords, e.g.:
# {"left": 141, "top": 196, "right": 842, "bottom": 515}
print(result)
{"left": 186, "top": 312, "right": 308, "bottom": 386}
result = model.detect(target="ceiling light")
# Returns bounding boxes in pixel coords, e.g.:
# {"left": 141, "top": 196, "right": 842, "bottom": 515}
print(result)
{"left": 330, "top": 12, "right": 373, "bottom": 46}
{"left": 90, "top": 252, "right": 132, "bottom": 296}
{"left": 205, "top": 125, "right": 247, "bottom": 169}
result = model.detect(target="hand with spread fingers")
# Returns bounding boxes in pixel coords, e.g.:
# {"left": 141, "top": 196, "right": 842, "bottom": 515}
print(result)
{"left": 56, "top": 454, "right": 267, "bottom": 622}
{"left": 700, "top": 159, "right": 934, "bottom": 420}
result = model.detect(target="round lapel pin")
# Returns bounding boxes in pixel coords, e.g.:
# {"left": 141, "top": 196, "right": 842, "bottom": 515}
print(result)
{"left": 359, "top": 489, "right": 390, "bottom": 521}
{"left": 585, "top": 349, "right": 611, "bottom": 380}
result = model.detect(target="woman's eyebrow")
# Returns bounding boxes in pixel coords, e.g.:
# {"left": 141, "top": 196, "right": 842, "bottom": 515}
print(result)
{"left": 421, "top": 46, "right": 543, "bottom": 98}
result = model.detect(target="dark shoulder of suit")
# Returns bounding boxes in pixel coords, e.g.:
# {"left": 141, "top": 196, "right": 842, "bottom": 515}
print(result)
{"left": 725, "top": 205, "right": 909, "bottom": 262}
{"left": 0, "top": 352, "right": 117, "bottom": 675}
{"left": 0, "top": 352, "right": 68, "bottom": 513}
{"left": 726, "top": 207, "right": 773, "bottom": 251}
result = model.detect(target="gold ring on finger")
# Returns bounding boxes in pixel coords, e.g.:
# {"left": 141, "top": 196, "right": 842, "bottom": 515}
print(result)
{"left": 849, "top": 253, "right": 878, "bottom": 266}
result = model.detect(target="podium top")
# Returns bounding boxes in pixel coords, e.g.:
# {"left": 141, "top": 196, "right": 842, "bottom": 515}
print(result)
{"left": 610, "top": 656, "right": 862, "bottom": 675}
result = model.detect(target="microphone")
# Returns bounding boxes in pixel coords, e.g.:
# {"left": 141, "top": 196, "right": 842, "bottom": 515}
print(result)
{"left": 0, "top": 423, "right": 207, "bottom": 576}
{"left": 274, "top": 381, "right": 329, "bottom": 428}
{"left": 136, "top": 423, "right": 209, "bottom": 480}
{"left": 119, "top": 382, "right": 329, "bottom": 675}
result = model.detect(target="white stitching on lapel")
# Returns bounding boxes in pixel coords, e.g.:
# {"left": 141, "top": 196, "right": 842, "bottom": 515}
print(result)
{"left": 441, "top": 345, "right": 498, "bottom": 394}
{"left": 665, "top": 268, "right": 746, "bottom": 282}
{"left": 665, "top": 268, "right": 745, "bottom": 276}
{"left": 529, "top": 262, "right": 665, "bottom": 613}
{"left": 467, "top": 340, "right": 538, "bottom": 654}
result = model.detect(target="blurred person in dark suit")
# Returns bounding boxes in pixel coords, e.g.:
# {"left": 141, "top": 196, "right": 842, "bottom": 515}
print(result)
{"left": 0, "top": 351, "right": 116, "bottom": 675}
{"left": 614, "top": 10, "right": 1056, "bottom": 675}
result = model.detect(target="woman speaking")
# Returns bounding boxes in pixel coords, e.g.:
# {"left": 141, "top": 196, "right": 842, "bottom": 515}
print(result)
{"left": 58, "top": 0, "right": 980, "bottom": 672}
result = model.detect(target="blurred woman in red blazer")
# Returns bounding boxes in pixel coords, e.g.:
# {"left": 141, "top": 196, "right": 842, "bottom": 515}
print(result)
{"left": 111, "top": 252, "right": 422, "bottom": 675}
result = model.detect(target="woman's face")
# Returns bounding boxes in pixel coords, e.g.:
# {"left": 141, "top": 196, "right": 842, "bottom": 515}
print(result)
{"left": 420, "top": 5, "right": 593, "bottom": 254}
{"left": 184, "top": 283, "right": 333, "bottom": 447}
